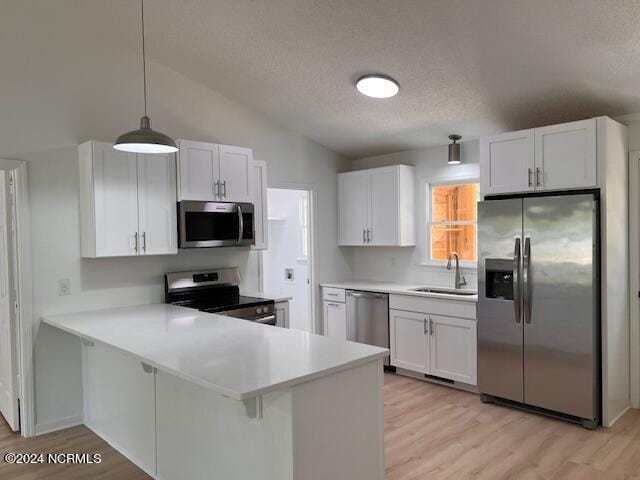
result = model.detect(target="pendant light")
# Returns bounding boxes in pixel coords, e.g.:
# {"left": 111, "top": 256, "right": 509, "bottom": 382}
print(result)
{"left": 114, "top": 0, "right": 177, "bottom": 154}
{"left": 448, "top": 135, "right": 462, "bottom": 165}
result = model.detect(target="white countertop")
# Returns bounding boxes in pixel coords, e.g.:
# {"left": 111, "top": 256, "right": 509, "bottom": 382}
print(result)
{"left": 42, "top": 304, "right": 387, "bottom": 401}
{"left": 320, "top": 280, "right": 478, "bottom": 302}
{"left": 241, "top": 291, "right": 293, "bottom": 303}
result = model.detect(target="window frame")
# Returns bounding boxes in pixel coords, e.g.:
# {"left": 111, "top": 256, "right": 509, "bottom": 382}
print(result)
{"left": 421, "top": 177, "right": 479, "bottom": 269}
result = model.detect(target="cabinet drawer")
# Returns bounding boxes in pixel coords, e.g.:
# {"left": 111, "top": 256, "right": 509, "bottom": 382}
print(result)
{"left": 389, "top": 294, "right": 476, "bottom": 319}
{"left": 322, "top": 287, "right": 346, "bottom": 303}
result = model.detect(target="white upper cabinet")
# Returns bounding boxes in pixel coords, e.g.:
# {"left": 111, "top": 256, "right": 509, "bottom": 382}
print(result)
{"left": 338, "top": 165, "right": 415, "bottom": 246}
{"left": 136, "top": 153, "right": 178, "bottom": 255}
{"left": 177, "top": 140, "right": 219, "bottom": 201}
{"left": 251, "top": 160, "right": 268, "bottom": 250}
{"left": 338, "top": 171, "right": 369, "bottom": 245}
{"left": 79, "top": 141, "right": 177, "bottom": 258}
{"left": 177, "top": 140, "right": 253, "bottom": 203}
{"left": 480, "top": 129, "right": 535, "bottom": 196}
{"left": 534, "top": 119, "right": 596, "bottom": 191}
{"left": 480, "top": 118, "right": 598, "bottom": 196}
{"left": 219, "top": 145, "right": 252, "bottom": 202}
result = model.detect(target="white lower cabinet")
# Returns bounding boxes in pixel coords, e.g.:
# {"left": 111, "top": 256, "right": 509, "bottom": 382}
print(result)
{"left": 275, "top": 300, "right": 289, "bottom": 328}
{"left": 323, "top": 301, "right": 346, "bottom": 340}
{"left": 389, "top": 296, "right": 477, "bottom": 386}
{"left": 390, "top": 309, "right": 430, "bottom": 373}
{"left": 430, "top": 314, "right": 477, "bottom": 385}
{"left": 82, "top": 343, "right": 156, "bottom": 477}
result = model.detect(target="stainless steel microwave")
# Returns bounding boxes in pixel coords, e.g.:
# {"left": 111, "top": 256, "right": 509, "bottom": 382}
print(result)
{"left": 178, "top": 201, "right": 255, "bottom": 248}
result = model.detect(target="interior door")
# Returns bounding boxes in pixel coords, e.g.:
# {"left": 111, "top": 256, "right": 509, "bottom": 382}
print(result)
{"left": 338, "top": 171, "right": 368, "bottom": 245}
{"left": 477, "top": 198, "right": 524, "bottom": 402}
{"left": 480, "top": 129, "right": 535, "bottom": 195}
{"left": 137, "top": 153, "right": 178, "bottom": 255}
{"left": 0, "top": 171, "right": 18, "bottom": 430}
{"left": 534, "top": 119, "right": 597, "bottom": 191}
{"left": 368, "top": 167, "right": 399, "bottom": 245}
{"left": 93, "top": 143, "right": 139, "bottom": 257}
{"left": 523, "top": 194, "right": 597, "bottom": 420}
{"left": 219, "top": 145, "right": 252, "bottom": 203}
{"left": 177, "top": 140, "right": 219, "bottom": 201}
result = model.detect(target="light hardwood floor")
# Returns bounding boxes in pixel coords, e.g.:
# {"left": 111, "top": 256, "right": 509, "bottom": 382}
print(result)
{"left": 1, "top": 373, "right": 639, "bottom": 479}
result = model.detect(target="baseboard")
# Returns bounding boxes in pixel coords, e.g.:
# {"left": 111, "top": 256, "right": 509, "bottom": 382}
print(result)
{"left": 84, "top": 422, "right": 157, "bottom": 479}
{"left": 605, "top": 405, "right": 631, "bottom": 427}
{"left": 35, "top": 414, "right": 84, "bottom": 435}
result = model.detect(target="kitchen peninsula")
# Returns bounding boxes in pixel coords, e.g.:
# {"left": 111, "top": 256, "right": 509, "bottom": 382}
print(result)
{"left": 43, "top": 304, "right": 387, "bottom": 480}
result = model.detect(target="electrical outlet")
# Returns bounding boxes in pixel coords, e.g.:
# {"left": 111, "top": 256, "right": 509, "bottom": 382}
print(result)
{"left": 58, "top": 278, "right": 71, "bottom": 296}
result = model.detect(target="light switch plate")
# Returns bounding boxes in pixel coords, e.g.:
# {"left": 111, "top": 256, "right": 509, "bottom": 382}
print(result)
{"left": 58, "top": 278, "right": 71, "bottom": 296}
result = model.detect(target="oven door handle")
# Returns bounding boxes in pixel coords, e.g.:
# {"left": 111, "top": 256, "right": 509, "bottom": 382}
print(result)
{"left": 237, "top": 204, "right": 244, "bottom": 244}
{"left": 254, "top": 315, "right": 276, "bottom": 325}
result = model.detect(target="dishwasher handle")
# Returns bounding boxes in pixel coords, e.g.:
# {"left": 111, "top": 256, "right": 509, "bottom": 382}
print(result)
{"left": 346, "top": 290, "right": 387, "bottom": 299}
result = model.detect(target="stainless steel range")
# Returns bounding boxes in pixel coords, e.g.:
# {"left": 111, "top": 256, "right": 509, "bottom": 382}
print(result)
{"left": 165, "top": 267, "right": 277, "bottom": 326}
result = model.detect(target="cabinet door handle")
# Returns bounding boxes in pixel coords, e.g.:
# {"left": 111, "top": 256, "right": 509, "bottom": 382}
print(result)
{"left": 214, "top": 180, "right": 220, "bottom": 197}
{"left": 363, "top": 229, "right": 366, "bottom": 244}
{"left": 536, "top": 168, "right": 543, "bottom": 187}
{"left": 133, "top": 232, "right": 138, "bottom": 253}
{"left": 528, "top": 168, "right": 533, "bottom": 187}
{"left": 430, "top": 317, "right": 434, "bottom": 335}
{"left": 142, "top": 232, "right": 147, "bottom": 253}
{"left": 222, "top": 180, "right": 227, "bottom": 198}
{"left": 424, "top": 318, "right": 427, "bottom": 335}
{"left": 367, "top": 229, "right": 371, "bottom": 243}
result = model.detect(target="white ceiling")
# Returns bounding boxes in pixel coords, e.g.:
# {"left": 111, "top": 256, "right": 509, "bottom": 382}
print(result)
{"left": 8, "top": 0, "right": 640, "bottom": 158}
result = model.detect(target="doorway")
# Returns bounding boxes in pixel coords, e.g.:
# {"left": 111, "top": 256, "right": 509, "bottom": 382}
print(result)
{"left": 0, "top": 161, "right": 31, "bottom": 435}
{"left": 262, "top": 188, "right": 313, "bottom": 332}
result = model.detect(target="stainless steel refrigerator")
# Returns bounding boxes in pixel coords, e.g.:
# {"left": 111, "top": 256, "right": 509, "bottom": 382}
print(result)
{"left": 477, "top": 192, "right": 600, "bottom": 429}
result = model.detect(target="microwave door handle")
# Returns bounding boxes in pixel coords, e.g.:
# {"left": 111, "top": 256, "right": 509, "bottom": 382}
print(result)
{"left": 513, "top": 237, "right": 521, "bottom": 324}
{"left": 237, "top": 205, "right": 244, "bottom": 244}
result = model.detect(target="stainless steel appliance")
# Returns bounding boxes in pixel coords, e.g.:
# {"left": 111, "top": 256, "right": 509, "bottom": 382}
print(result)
{"left": 477, "top": 192, "right": 600, "bottom": 429}
{"left": 178, "top": 201, "right": 255, "bottom": 248}
{"left": 346, "top": 290, "right": 390, "bottom": 366}
{"left": 165, "top": 267, "right": 278, "bottom": 326}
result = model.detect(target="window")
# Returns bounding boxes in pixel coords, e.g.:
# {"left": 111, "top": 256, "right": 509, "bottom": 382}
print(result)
{"left": 427, "top": 181, "right": 479, "bottom": 264}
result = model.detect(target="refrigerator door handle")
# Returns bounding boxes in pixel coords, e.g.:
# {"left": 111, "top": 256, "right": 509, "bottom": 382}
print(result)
{"left": 513, "top": 237, "right": 521, "bottom": 323}
{"left": 523, "top": 236, "right": 532, "bottom": 324}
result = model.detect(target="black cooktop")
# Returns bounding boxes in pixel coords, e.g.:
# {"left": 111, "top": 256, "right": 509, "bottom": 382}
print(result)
{"left": 165, "top": 283, "right": 273, "bottom": 313}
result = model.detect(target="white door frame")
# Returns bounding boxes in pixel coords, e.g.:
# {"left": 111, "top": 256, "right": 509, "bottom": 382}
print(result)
{"left": 0, "top": 160, "right": 34, "bottom": 435}
{"left": 259, "top": 183, "right": 316, "bottom": 334}
{"left": 629, "top": 150, "right": 640, "bottom": 409}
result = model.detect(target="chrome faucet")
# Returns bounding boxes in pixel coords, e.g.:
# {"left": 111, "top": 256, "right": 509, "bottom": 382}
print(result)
{"left": 447, "top": 252, "right": 467, "bottom": 289}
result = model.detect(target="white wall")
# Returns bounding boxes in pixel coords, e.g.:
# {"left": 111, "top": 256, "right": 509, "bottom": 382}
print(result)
{"left": 0, "top": 12, "right": 351, "bottom": 432}
{"left": 263, "top": 189, "right": 311, "bottom": 332}
{"left": 349, "top": 141, "right": 480, "bottom": 289}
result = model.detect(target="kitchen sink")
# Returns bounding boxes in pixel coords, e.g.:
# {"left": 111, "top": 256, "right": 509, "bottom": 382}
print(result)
{"left": 410, "top": 287, "right": 477, "bottom": 296}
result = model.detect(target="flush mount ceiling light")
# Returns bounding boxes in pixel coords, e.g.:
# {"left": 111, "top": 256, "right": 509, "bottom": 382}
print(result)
{"left": 114, "top": 0, "right": 177, "bottom": 154}
{"left": 355, "top": 74, "right": 399, "bottom": 98}
{"left": 448, "top": 135, "right": 462, "bottom": 165}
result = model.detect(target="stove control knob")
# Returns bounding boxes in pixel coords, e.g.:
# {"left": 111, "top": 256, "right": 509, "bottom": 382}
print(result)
{"left": 256, "top": 307, "right": 263, "bottom": 314}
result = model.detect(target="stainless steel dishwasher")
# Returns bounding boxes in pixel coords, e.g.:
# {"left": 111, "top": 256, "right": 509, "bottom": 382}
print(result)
{"left": 346, "top": 290, "right": 390, "bottom": 366}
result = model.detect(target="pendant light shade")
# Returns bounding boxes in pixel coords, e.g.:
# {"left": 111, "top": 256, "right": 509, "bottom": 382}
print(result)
{"left": 448, "top": 135, "right": 462, "bottom": 165}
{"left": 114, "top": 116, "right": 177, "bottom": 154}
{"left": 114, "top": 0, "right": 177, "bottom": 154}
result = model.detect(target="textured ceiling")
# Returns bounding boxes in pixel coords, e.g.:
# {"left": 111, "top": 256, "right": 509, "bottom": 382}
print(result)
{"left": 8, "top": 0, "right": 640, "bottom": 158}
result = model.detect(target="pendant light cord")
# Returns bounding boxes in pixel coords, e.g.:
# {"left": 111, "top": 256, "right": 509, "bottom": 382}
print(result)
{"left": 141, "top": 0, "right": 148, "bottom": 117}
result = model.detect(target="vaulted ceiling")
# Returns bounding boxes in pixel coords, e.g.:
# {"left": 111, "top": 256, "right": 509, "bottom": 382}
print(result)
{"left": 6, "top": 0, "right": 640, "bottom": 158}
